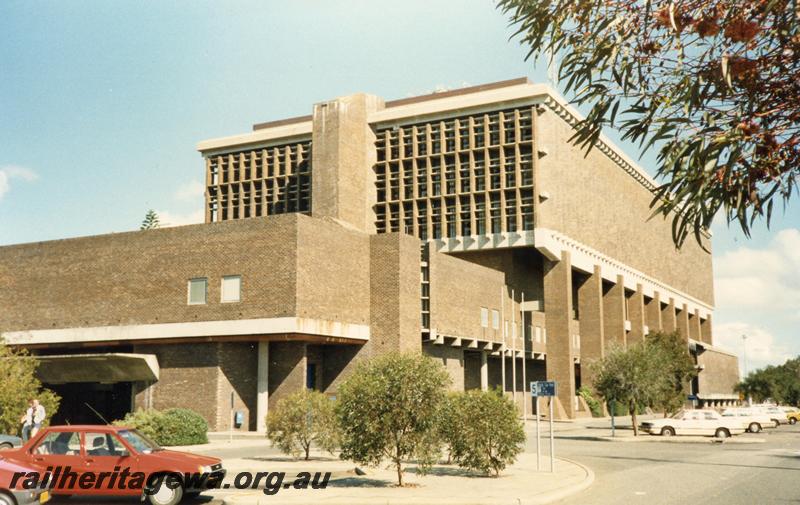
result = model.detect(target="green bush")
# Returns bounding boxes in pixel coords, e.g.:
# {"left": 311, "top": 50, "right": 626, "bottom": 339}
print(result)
{"left": 0, "top": 340, "right": 61, "bottom": 436}
{"left": 115, "top": 408, "right": 208, "bottom": 446}
{"left": 336, "top": 352, "right": 450, "bottom": 487}
{"left": 446, "top": 389, "right": 526, "bottom": 476}
{"left": 267, "top": 389, "right": 338, "bottom": 460}
{"left": 577, "top": 387, "right": 603, "bottom": 418}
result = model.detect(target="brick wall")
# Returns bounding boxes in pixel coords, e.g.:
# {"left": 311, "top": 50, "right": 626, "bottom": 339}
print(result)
{"left": 697, "top": 347, "right": 740, "bottom": 396}
{"left": 423, "top": 343, "right": 464, "bottom": 391}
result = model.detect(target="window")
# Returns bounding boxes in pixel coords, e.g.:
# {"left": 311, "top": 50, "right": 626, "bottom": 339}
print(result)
{"left": 492, "top": 309, "right": 500, "bottom": 330}
{"left": 85, "top": 432, "right": 128, "bottom": 457}
{"left": 480, "top": 307, "right": 489, "bottom": 328}
{"left": 221, "top": 275, "right": 241, "bottom": 303}
{"left": 34, "top": 431, "right": 81, "bottom": 455}
{"left": 188, "top": 278, "right": 207, "bottom": 305}
{"left": 535, "top": 326, "right": 542, "bottom": 343}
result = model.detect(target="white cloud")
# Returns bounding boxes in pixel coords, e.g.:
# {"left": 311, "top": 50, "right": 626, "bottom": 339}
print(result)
{"left": 713, "top": 322, "right": 792, "bottom": 376}
{"left": 155, "top": 209, "right": 205, "bottom": 228}
{"left": 714, "top": 228, "right": 800, "bottom": 310}
{"left": 174, "top": 180, "right": 205, "bottom": 202}
{"left": 0, "top": 165, "right": 38, "bottom": 200}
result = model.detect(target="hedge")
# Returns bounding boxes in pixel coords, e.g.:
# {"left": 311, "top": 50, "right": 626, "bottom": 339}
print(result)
{"left": 115, "top": 408, "right": 208, "bottom": 446}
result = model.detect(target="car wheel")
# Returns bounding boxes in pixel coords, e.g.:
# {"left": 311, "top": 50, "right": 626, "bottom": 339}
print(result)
{"left": 715, "top": 428, "right": 730, "bottom": 439}
{"left": 790, "top": 418, "right": 797, "bottom": 425}
{"left": 148, "top": 476, "right": 184, "bottom": 505}
{"left": 748, "top": 422, "right": 761, "bottom": 433}
{"left": 773, "top": 419, "right": 781, "bottom": 428}
{"left": 661, "top": 426, "right": 675, "bottom": 437}
{"left": 0, "top": 442, "right": 12, "bottom": 451}
{"left": 0, "top": 491, "right": 15, "bottom": 505}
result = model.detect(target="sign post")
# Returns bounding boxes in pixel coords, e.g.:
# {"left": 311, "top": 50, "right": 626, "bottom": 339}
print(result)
{"left": 531, "top": 381, "right": 557, "bottom": 473}
{"left": 230, "top": 392, "right": 235, "bottom": 444}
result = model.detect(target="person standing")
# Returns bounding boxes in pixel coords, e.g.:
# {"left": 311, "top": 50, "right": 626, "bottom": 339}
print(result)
{"left": 31, "top": 398, "right": 46, "bottom": 438}
{"left": 19, "top": 399, "right": 34, "bottom": 442}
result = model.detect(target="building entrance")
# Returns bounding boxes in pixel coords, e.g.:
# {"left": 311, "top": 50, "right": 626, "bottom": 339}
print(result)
{"left": 45, "top": 382, "right": 133, "bottom": 425}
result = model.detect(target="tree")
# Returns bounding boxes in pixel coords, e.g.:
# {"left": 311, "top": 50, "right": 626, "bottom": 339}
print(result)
{"left": 140, "top": 209, "right": 160, "bottom": 230}
{"left": 736, "top": 357, "right": 800, "bottom": 405}
{"left": 648, "top": 331, "right": 698, "bottom": 416}
{"left": 499, "top": 0, "right": 799, "bottom": 246}
{"left": 0, "top": 339, "right": 61, "bottom": 435}
{"left": 445, "top": 390, "right": 526, "bottom": 476}
{"left": 592, "top": 341, "right": 663, "bottom": 436}
{"left": 335, "top": 352, "right": 450, "bottom": 486}
{"left": 266, "top": 389, "right": 338, "bottom": 460}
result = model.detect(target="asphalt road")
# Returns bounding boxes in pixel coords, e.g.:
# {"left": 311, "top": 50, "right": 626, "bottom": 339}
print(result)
{"left": 552, "top": 423, "right": 800, "bottom": 505}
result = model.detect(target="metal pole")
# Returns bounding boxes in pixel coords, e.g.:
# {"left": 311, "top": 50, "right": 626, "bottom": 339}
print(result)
{"left": 549, "top": 396, "right": 555, "bottom": 473}
{"left": 610, "top": 399, "right": 616, "bottom": 437}
{"left": 536, "top": 395, "right": 541, "bottom": 471}
{"left": 742, "top": 334, "right": 750, "bottom": 406}
{"left": 512, "top": 289, "right": 517, "bottom": 410}
{"left": 501, "top": 287, "right": 506, "bottom": 395}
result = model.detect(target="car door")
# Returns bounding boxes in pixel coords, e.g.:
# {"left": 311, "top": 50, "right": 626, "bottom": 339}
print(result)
{"left": 82, "top": 432, "right": 139, "bottom": 496}
{"left": 30, "top": 430, "right": 85, "bottom": 494}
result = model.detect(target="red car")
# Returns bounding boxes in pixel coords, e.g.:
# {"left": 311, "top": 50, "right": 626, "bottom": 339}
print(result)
{"left": 0, "top": 457, "right": 50, "bottom": 505}
{"left": 2, "top": 425, "right": 225, "bottom": 505}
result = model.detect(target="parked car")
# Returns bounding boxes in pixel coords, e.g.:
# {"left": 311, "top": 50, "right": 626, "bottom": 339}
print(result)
{"left": 640, "top": 409, "right": 745, "bottom": 438}
{"left": 779, "top": 406, "right": 800, "bottom": 425}
{"left": 721, "top": 408, "right": 776, "bottom": 433}
{"left": 0, "top": 436, "right": 22, "bottom": 452}
{"left": 0, "top": 457, "right": 50, "bottom": 504}
{"left": 752, "top": 405, "right": 787, "bottom": 427}
{"left": 2, "top": 425, "right": 225, "bottom": 505}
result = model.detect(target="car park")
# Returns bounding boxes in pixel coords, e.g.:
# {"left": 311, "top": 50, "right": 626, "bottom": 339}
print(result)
{"left": 721, "top": 407, "right": 777, "bottom": 433}
{"left": 2, "top": 425, "right": 225, "bottom": 505}
{"left": 640, "top": 409, "right": 745, "bottom": 438}
{"left": 0, "top": 457, "right": 50, "bottom": 504}
{"left": 0, "top": 437, "right": 22, "bottom": 452}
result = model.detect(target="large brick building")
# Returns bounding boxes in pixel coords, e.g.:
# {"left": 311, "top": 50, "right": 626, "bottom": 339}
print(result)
{"left": 0, "top": 78, "right": 739, "bottom": 429}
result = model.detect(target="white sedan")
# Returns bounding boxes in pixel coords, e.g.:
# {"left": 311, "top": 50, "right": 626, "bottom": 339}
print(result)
{"left": 721, "top": 408, "right": 776, "bottom": 433}
{"left": 640, "top": 410, "right": 746, "bottom": 438}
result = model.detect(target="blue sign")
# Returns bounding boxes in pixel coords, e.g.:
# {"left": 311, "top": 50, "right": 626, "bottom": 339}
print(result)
{"left": 687, "top": 394, "right": 698, "bottom": 401}
{"left": 530, "top": 381, "right": 557, "bottom": 397}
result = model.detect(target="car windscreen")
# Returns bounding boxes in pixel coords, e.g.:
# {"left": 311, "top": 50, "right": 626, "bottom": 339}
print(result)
{"left": 118, "top": 429, "right": 162, "bottom": 453}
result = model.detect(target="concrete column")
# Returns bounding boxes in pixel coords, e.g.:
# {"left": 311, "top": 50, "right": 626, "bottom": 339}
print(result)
{"left": 662, "top": 298, "right": 677, "bottom": 333}
{"left": 311, "top": 93, "right": 385, "bottom": 233}
{"left": 602, "top": 274, "right": 626, "bottom": 348}
{"left": 691, "top": 309, "right": 703, "bottom": 342}
{"left": 646, "top": 291, "right": 662, "bottom": 332}
{"left": 701, "top": 314, "right": 713, "bottom": 345}
{"left": 543, "top": 250, "right": 575, "bottom": 419}
{"left": 578, "top": 265, "right": 604, "bottom": 391}
{"left": 627, "top": 284, "right": 646, "bottom": 343}
{"left": 677, "top": 303, "right": 690, "bottom": 341}
{"left": 256, "top": 341, "right": 269, "bottom": 433}
{"left": 480, "top": 351, "right": 489, "bottom": 391}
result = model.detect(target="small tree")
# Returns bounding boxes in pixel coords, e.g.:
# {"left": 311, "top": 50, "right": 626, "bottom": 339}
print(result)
{"left": 267, "top": 389, "right": 338, "bottom": 460}
{"left": 447, "top": 390, "right": 526, "bottom": 476}
{"left": 592, "top": 342, "right": 661, "bottom": 436}
{"left": 336, "top": 352, "right": 450, "bottom": 487}
{"left": 140, "top": 209, "right": 160, "bottom": 230}
{"left": 0, "top": 339, "right": 60, "bottom": 435}
{"left": 648, "top": 332, "right": 698, "bottom": 416}
{"left": 436, "top": 392, "right": 463, "bottom": 464}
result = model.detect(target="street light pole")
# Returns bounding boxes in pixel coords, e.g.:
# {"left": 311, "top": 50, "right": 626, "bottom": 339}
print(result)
{"left": 742, "top": 334, "right": 750, "bottom": 406}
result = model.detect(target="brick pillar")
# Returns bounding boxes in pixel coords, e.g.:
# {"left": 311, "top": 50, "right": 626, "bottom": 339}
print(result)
{"left": 603, "top": 274, "right": 626, "bottom": 348}
{"left": 311, "top": 93, "right": 385, "bottom": 233}
{"left": 578, "top": 265, "right": 604, "bottom": 392}
{"left": 543, "top": 250, "right": 575, "bottom": 419}
{"left": 677, "top": 303, "right": 690, "bottom": 341}
{"left": 692, "top": 309, "right": 703, "bottom": 342}
{"left": 256, "top": 341, "right": 269, "bottom": 433}
{"left": 268, "top": 341, "right": 307, "bottom": 410}
{"left": 480, "top": 352, "right": 489, "bottom": 391}
{"left": 627, "top": 284, "right": 646, "bottom": 343}
{"left": 646, "top": 291, "right": 662, "bottom": 332}
{"left": 701, "top": 314, "right": 713, "bottom": 345}
{"left": 662, "top": 297, "right": 677, "bottom": 333}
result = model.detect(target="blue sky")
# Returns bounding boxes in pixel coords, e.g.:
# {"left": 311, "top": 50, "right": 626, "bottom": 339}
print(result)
{"left": 1, "top": 0, "right": 797, "bottom": 374}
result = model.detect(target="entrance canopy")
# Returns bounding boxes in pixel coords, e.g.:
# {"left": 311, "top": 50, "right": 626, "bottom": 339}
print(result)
{"left": 35, "top": 353, "right": 159, "bottom": 384}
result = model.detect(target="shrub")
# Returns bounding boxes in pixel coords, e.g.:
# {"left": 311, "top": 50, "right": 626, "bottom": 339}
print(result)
{"left": 577, "top": 387, "right": 603, "bottom": 418}
{"left": 436, "top": 393, "right": 463, "bottom": 464}
{"left": 447, "top": 390, "right": 526, "bottom": 476}
{"left": 336, "top": 352, "right": 450, "bottom": 487}
{"left": 115, "top": 408, "right": 208, "bottom": 446}
{"left": 267, "top": 389, "right": 338, "bottom": 460}
{"left": 0, "top": 340, "right": 61, "bottom": 436}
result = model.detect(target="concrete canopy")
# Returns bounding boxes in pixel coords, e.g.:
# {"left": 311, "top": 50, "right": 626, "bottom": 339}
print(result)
{"left": 34, "top": 353, "right": 159, "bottom": 384}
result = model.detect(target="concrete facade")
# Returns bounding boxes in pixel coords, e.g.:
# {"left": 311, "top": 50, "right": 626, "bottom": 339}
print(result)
{"left": 0, "top": 78, "right": 737, "bottom": 427}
